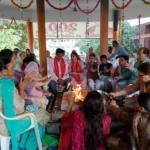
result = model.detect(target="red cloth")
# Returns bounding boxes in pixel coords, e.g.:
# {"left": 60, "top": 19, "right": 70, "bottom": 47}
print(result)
{"left": 59, "top": 110, "right": 111, "bottom": 150}
{"left": 20, "top": 64, "right": 25, "bottom": 71}
{"left": 71, "top": 61, "right": 81, "bottom": 83}
{"left": 54, "top": 57, "right": 66, "bottom": 78}
{"left": 59, "top": 112, "right": 75, "bottom": 150}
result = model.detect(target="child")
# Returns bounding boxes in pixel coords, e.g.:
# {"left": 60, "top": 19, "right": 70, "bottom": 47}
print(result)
{"left": 85, "top": 53, "right": 100, "bottom": 90}
{"left": 99, "top": 55, "right": 112, "bottom": 79}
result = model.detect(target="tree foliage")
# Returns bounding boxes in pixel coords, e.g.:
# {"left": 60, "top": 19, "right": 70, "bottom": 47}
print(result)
{"left": 75, "top": 39, "right": 112, "bottom": 55}
{"left": 75, "top": 22, "right": 138, "bottom": 56}
{"left": 0, "top": 20, "right": 27, "bottom": 51}
{"left": 121, "top": 22, "right": 138, "bottom": 56}
{"left": 75, "top": 39, "right": 100, "bottom": 55}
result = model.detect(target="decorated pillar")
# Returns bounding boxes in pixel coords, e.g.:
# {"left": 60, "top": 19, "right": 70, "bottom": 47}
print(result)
{"left": 36, "top": 0, "right": 47, "bottom": 76}
{"left": 27, "top": 21, "right": 34, "bottom": 53}
{"left": 100, "top": 0, "right": 109, "bottom": 55}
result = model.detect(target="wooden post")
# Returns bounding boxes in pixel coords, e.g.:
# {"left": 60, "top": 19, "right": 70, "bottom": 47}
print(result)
{"left": 27, "top": 21, "right": 34, "bottom": 53}
{"left": 36, "top": 0, "right": 47, "bottom": 76}
{"left": 113, "top": 10, "right": 119, "bottom": 41}
{"left": 100, "top": 0, "right": 109, "bottom": 55}
{"left": 113, "top": 31, "right": 118, "bottom": 41}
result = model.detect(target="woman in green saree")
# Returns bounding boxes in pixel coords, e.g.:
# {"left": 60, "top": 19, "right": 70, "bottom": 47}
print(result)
{"left": 0, "top": 49, "right": 50, "bottom": 150}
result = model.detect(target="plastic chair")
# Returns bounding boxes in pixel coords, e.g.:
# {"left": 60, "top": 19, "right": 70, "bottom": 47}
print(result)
{"left": 0, "top": 112, "right": 42, "bottom": 150}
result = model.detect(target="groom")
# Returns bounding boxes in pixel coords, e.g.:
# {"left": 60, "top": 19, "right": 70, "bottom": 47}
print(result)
{"left": 48, "top": 48, "right": 70, "bottom": 95}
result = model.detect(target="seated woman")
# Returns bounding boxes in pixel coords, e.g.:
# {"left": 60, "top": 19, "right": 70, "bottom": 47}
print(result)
{"left": 69, "top": 52, "right": 87, "bottom": 89}
{"left": 0, "top": 49, "right": 50, "bottom": 150}
{"left": 107, "top": 93, "right": 150, "bottom": 150}
{"left": 59, "top": 91, "right": 111, "bottom": 150}
{"left": 11, "top": 51, "right": 27, "bottom": 87}
{"left": 110, "top": 62, "right": 150, "bottom": 105}
{"left": 23, "top": 58, "right": 53, "bottom": 110}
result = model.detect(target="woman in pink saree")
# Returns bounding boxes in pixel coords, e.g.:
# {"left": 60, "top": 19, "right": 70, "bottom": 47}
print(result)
{"left": 59, "top": 91, "right": 111, "bottom": 150}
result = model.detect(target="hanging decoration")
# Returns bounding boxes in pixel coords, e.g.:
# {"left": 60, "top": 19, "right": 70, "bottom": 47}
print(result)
{"left": 0, "top": 18, "right": 14, "bottom": 29}
{"left": 10, "top": 0, "right": 34, "bottom": 10}
{"left": 142, "top": 0, "right": 150, "bottom": 5}
{"left": 121, "top": 0, "right": 125, "bottom": 45}
{"left": 46, "top": 0, "right": 100, "bottom": 14}
{"left": 86, "top": 0, "right": 89, "bottom": 38}
{"left": 59, "top": 0, "right": 63, "bottom": 40}
{"left": 45, "top": 0, "right": 74, "bottom": 11}
{"left": 111, "top": 0, "right": 132, "bottom": 9}
{"left": 0, "top": 0, "right": 28, "bottom": 30}
{"left": 0, "top": 18, "right": 28, "bottom": 30}
{"left": 138, "top": 15, "right": 141, "bottom": 47}
{"left": 10, "top": 0, "right": 100, "bottom": 13}
{"left": 13, "top": 18, "right": 28, "bottom": 30}
{"left": 74, "top": 0, "right": 100, "bottom": 15}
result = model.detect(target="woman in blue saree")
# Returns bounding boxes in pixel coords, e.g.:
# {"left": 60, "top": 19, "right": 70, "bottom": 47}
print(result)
{"left": 0, "top": 49, "right": 50, "bottom": 150}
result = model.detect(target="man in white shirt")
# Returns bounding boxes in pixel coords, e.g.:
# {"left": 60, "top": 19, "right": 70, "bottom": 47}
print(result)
{"left": 108, "top": 46, "right": 118, "bottom": 69}
{"left": 48, "top": 48, "right": 70, "bottom": 95}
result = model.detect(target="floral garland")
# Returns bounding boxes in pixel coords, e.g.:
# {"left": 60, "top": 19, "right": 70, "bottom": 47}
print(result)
{"left": 10, "top": 0, "right": 34, "bottom": 10}
{"left": 0, "top": 18, "right": 28, "bottom": 30}
{"left": 142, "top": 0, "right": 150, "bottom": 5}
{"left": 45, "top": 0, "right": 74, "bottom": 11}
{"left": 74, "top": 0, "right": 100, "bottom": 15}
{"left": 111, "top": 0, "right": 132, "bottom": 9}
{"left": 0, "top": 19, "right": 14, "bottom": 29}
{"left": 138, "top": 15, "right": 141, "bottom": 47}
{"left": 46, "top": 0, "right": 100, "bottom": 14}
{"left": 13, "top": 19, "right": 28, "bottom": 30}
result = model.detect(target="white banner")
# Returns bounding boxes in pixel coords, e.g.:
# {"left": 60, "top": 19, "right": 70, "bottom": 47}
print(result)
{"left": 33, "top": 22, "right": 113, "bottom": 39}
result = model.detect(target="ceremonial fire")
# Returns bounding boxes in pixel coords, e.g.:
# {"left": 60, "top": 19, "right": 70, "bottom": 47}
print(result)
{"left": 72, "top": 84, "right": 84, "bottom": 102}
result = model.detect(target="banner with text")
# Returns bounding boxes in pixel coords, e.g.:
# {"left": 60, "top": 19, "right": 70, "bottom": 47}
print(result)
{"left": 33, "top": 22, "right": 113, "bottom": 39}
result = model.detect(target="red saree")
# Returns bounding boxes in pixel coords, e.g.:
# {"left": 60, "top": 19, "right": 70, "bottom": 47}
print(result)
{"left": 71, "top": 61, "right": 82, "bottom": 83}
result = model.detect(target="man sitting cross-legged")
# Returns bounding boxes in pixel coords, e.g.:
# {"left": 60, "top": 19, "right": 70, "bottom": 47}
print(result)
{"left": 110, "top": 55, "right": 132, "bottom": 92}
{"left": 48, "top": 48, "right": 70, "bottom": 95}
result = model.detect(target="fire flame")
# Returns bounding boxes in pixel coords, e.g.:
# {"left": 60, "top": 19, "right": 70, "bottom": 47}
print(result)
{"left": 72, "top": 84, "right": 84, "bottom": 102}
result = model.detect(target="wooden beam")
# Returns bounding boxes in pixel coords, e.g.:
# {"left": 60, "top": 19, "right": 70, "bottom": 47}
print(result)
{"left": 100, "top": 0, "right": 109, "bottom": 55}
{"left": 36, "top": 0, "right": 47, "bottom": 76}
{"left": 27, "top": 21, "right": 34, "bottom": 53}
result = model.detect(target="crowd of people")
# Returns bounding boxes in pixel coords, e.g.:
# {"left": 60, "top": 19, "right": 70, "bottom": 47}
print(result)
{"left": 0, "top": 40, "right": 150, "bottom": 150}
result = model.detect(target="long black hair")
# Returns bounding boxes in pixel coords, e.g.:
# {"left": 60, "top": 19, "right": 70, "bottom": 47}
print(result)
{"left": 71, "top": 51, "right": 80, "bottom": 60}
{"left": 0, "top": 49, "right": 14, "bottom": 72}
{"left": 82, "top": 91, "right": 104, "bottom": 150}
